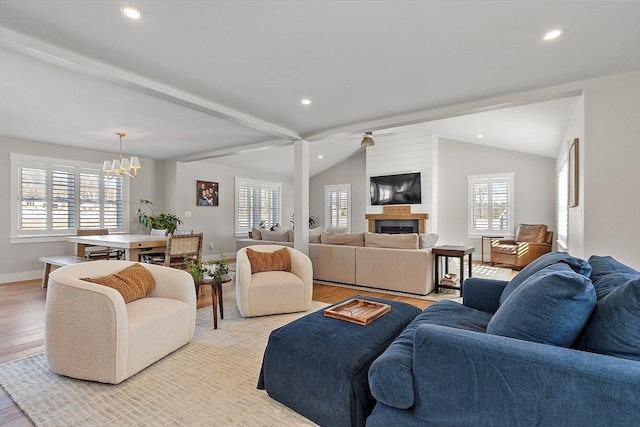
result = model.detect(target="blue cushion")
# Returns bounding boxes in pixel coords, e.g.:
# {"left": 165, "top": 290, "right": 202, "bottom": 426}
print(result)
{"left": 368, "top": 301, "right": 492, "bottom": 409}
{"left": 575, "top": 277, "right": 640, "bottom": 361}
{"left": 500, "top": 252, "right": 592, "bottom": 305}
{"left": 591, "top": 272, "right": 639, "bottom": 300}
{"left": 588, "top": 255, "right": 640, "bottom": 281}
{"left": 588, "top": 255, "right": 640, "bottom": 300}
{"left": 487, "top": 263, "right": 596, "bottom": 347}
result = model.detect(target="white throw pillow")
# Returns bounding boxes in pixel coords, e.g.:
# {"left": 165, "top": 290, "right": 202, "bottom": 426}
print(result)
{"left": 251, "top": 228, "right": 262, "bottom": 240}
{"left": 419, "top": 233, "right": 440, "bottom": 248}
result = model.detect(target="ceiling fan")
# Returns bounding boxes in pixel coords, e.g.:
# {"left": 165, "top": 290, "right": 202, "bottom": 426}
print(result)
{"left": 344, "top": 130, "right": 397, "bottom": 147}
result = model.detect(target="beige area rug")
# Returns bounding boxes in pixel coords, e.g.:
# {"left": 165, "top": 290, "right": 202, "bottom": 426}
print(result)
{"left": 0, "top": 294, "right": 329, "bottom": 426}
{"left": 317, "top": 263, "right": 512, "bottom": 303}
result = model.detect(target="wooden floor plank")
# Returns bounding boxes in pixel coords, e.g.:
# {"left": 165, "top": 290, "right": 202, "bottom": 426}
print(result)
{"left": 0, "top": 278, "right": 432, "bottom": 426}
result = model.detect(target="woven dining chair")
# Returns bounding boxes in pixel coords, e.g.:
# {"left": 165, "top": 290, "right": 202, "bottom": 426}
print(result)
{"left": 144, "top": 233, "right": 203, "bottom": 270}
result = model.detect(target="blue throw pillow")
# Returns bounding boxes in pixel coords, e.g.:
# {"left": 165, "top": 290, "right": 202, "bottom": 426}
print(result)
{"left": 588, "top": 255, "right": 640, "bottom": 300}
{"left": 588, "top": 255, "right": 640, "bottom": 282}
{"left": 591, "top": 272, "right": 639, "bottom": 300}
{"left": 575, "top": 277, "right": 640, "bottom": 361}
{"left": 499, "top": 252, "right": 592, "bottom": 305}
{"left": 487, "top": 263, "right": 596, "bottom": 347}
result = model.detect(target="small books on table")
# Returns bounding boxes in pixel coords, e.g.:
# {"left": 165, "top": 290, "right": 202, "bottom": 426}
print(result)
{"left": 324, "top": 299, "right": 391, "bottom": 325}
{"left": 441, "top": 273, "right": 460, "bottom": 285}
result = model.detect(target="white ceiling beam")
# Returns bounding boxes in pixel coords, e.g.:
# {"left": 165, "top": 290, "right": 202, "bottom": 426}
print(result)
{"left": 0, "top": 27, "right": 301, "bottom": 142}
{"left": 304, "top": 86, "right": 584, "bottom": 143}
{"left": 176, "top": 138, "right": 295, "bottom": 163}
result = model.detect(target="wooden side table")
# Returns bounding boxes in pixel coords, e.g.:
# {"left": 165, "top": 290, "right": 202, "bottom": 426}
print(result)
{"left": 196, "top": 275, "right": 232, "bottom": 329}
{"left": 432, "top": 245, "right": 475, "bottom": 296}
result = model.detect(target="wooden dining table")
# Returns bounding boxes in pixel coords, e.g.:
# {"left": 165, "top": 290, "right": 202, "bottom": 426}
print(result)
{"left": 67, "top": 234, "right": 168, "bottom": 262}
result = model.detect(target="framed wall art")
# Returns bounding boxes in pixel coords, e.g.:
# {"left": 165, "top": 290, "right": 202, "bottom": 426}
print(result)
{"left": 568, "top": 138, "right": 579, "bottom": 207}
{"left": 197, "top": 180, "right": 219, "bottom": 207}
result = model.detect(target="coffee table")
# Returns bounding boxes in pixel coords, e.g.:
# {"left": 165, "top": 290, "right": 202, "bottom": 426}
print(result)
{"left": 258, "top": 296, "right": 420, "bottom": 427}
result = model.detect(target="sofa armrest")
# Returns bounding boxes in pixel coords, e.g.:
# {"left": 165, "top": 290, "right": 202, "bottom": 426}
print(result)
{"left": 515, "top": 241, "right": 552, "bottom": 267}
{"left": 497, "top": 239, "right": 516, "bottom": 245}
{"left": 462, "top": 277, "right": 508, "bottom": 313}
{"left": 45, "top": 273, "right": 129, "bottom": 383}
{"left": 288, "top": 246, "right": 314, "bottom": 306}
{"left": 411, "top": 324, "right": 640, "bottom": 426}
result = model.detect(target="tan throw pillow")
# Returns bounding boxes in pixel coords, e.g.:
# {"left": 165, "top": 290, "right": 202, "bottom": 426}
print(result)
{"left": 309, "top": 226, "right": 323, "bottom": 243}
{"left": 251, "top": 228, "right": 262, "bottom": 240}
{"left": 245, "top": 247, "right": 291, "bottom": 273}
{"left": 325, "top": 226, "right": 349, "bottom": 234}
{"left": 365, "top": 232, "right": 419, "bottom": 249}
{"left": 82, "top": 263, "right": 155, "bottom": 304}
{"left": 321, "top": 232, "right": 365, "bottom": 246}
{"left": 261, "top": 230, "right": 289, "bottom": 242}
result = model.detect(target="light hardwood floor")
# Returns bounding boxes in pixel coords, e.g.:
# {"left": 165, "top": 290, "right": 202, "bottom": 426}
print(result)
{"left": 0, "top": 278, "right": 434, "bottom": 426}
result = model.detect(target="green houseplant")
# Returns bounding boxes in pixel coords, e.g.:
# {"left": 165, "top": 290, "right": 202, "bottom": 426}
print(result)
{"left": 184, "top": 249, "right": 229, "bottom": 282}
{"left": 136, "top": 199, "right": 183, "bottom": 234}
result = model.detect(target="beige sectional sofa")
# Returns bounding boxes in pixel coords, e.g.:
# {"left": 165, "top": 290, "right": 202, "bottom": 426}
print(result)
{"left": 309, "top": 244, "right": 435, "bottom": 295}
{"left": 237, "top": 230, "right": 438, "bottom": 296}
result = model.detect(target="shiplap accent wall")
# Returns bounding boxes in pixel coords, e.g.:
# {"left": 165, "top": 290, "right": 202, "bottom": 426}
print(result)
{"left": 366, "top": 132, "right": 438, "bottom": 232}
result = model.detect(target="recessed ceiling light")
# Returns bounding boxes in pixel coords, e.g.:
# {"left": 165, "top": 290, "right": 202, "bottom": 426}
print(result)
{"left": 476, "top": 134, "right": 483, "bottom": 138}
{"left": 318, "top": 155, "right": 323, "bottom": 159}
{"left": 301, "top": 98, "right": 312, "bottom": 106}
{"left": 121, "top": 6, "right": 143, "bottom": 20}
{"left": 543, "top": 29, "right": 562, "bottom": 41}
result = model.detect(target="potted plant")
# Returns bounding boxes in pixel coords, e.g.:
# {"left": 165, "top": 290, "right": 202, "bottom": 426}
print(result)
{"left": 184, "top": 249, "right": 229, "bottom": 283}
{"left": 136, "top": 199, "right": 183, "bottom": 234}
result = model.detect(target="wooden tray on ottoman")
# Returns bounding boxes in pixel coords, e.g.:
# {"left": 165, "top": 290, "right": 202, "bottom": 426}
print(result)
{"left": 323, "top": 298, "right": 391, "bottom": 325}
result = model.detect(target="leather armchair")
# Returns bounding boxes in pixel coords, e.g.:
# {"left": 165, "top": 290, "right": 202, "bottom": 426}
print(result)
{"left": 491, "top": 224, "right": 553, "bottom": 270}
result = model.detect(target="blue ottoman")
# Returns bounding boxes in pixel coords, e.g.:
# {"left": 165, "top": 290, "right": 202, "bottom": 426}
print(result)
{"left": 257, "top": 296, "right": 421, "bottom": 427}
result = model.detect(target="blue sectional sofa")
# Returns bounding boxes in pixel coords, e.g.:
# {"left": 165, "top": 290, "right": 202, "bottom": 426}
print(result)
{"left": 367, "top": 253, "right": 640, "bottom": 426}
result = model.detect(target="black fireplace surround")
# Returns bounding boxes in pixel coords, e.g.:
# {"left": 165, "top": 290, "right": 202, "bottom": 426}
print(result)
{"left": 375, "top": 219, "right": 419, "bottom": 234}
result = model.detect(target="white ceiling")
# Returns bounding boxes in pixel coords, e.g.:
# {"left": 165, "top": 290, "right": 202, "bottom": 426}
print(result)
{"left": 0, "top": 1, "right": 638, "bottom": 177}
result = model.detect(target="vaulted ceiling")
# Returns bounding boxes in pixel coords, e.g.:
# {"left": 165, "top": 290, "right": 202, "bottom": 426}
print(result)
{"left": 1, "top": 1, "right": 638, "bottom": 176}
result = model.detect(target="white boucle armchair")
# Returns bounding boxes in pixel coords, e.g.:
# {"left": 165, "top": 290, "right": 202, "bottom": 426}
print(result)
{"left": 236, "top": 245, "right": 313, "bottom": 317}
{"left": 45, "top": 261, "right": 196, "bottom": 384}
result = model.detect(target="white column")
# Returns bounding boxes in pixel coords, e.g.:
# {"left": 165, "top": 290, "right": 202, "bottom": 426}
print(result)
{"left": 293, "top": 139, "right": 310, "bottom": 254}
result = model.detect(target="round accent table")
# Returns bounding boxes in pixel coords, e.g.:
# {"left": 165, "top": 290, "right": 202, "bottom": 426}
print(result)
{"left": 196, "top": 274, "right": 232, "bottom": 329}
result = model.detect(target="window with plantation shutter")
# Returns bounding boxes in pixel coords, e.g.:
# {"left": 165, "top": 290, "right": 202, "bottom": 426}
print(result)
{"left": 467, "top": 173, "right": 514, "bottom": 237}
{"left": 235, "top": 177, "right": 281, "bottom": 235}
{"left": 324, "top": 184, "right": 351, "bottom": 230}
{"left": 12, "top": 154, "right": 126, "bottom": 238}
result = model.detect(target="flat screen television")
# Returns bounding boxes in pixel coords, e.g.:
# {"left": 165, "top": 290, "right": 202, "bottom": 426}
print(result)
{"left": 370, "top": 172, "right": 422, "bottom": 205}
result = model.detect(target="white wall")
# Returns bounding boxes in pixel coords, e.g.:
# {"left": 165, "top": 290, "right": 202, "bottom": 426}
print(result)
{"left": 0, "top": 136, "right": 161, "bottom": 282}
{"left": 582, "top": 70, "right": 640, "bottom": 268}
{"left": 366, "top": 134, "right": 438, "bottom": 230}
{"left": 310, "top": 150, "right": 367, "bottom": 232}
{"left": 0, "top": 136, "right": 293, "bottom": 282}
{"left": 557, "top": 95, "right": 585, "bottom": 255}
{"left": 171, "top": 160, "right": 294, "bottom": 260}
{"left": 437, "top": 138, "right": 556, "bottom": 260}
